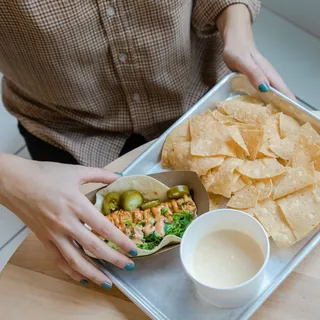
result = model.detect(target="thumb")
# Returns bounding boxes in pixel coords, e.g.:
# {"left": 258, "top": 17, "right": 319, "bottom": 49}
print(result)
{"left": 236, "top": 55, "right": 270, "bottom": 93}
{"left": 77, "top": 166, "right": 122, "bottom": 185}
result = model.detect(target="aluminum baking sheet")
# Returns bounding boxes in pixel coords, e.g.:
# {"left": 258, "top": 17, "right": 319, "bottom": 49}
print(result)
{"left": 84, "top": 73, "right": 320, "bottom": 320}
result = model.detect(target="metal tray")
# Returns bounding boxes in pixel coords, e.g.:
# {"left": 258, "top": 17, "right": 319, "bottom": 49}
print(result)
{"left": 82, "top": 73, "right": 320, "bottom": 320}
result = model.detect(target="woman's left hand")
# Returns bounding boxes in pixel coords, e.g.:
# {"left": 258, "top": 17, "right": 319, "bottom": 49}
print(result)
{"left": 217, "top": 4, "right": 296, "bottom": 101}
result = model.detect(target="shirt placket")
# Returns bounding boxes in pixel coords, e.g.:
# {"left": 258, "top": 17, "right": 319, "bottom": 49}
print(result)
{"left": 97, "top": 0, "right": 154, "bottom": 134}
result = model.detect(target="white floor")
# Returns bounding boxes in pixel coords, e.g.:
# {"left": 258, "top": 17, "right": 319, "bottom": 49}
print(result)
{"left": 0, "top": 7, "right": 320, "bottom": 271}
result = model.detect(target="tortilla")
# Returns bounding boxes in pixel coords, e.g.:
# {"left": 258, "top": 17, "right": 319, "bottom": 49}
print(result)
{"left": 266, "top": 103, "right": 280, "bottom": 116}
{"left": 190, "top": 114, "right": 236, "bottom": 157}
{"left": 208, "top": 158, "right": 244, "bottom": 198}
{"left": 259, "top": 114, "right": 281, "bottom": 158}
{"left": 200, "top": 169, "right": 216, "bottom": 191}
{"left": 227, "top": 185, "right": 260, "bottom": 209}
{"left": 86, "top": 175, "right": 197, "bottom": 257}
{"left": 277, "top": 183, "right": 320, "bottom": 240}
{"left": 238, "top": 127, "right": 264, "bottom": 160}
{"left": 279, "top": 113, "right": 300, "bottom": 139}
{"left": 253, "top": 198, "right": 296, "bottom": 247}
{"left": 229, "top": 95, "right": 264, "bottom": 105}
{"left": 209, "top": 193, "right": 223, "bottom": 210}
{"left": 211, "top": 110, "right": 236, "bottom": 124}
{"left": 217, "top": 100, "right": 268, "bottom": 125}
{"left": 168, "top": 141, "right": 224, "bottom": 176}
{"left": 273, "top": 167, "right": 316, "bottom": 200}
{"left": 231, "top": 174, "right": 246, "bottom": 193}
{"left": 228, "top": 125, "right": 250, "bottom": 156}
{"left": 269, "top": 135, "right": 300, "bottom": 160}
{"left": 237, "top": 158, "right": 286, "bottom": 179}
{"left": 299, "top": 123, "right": 320, "bottom": 143}
{"left": 253, "top": 179, "right": 273, "bottom": 200}
{"left": 161, "top": 121, "right": 190, "bottom": 168}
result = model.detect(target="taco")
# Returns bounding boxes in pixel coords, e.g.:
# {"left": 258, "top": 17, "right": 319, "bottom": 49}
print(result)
{"left": 85, "top": 175, "right": 197, "bottom": 257}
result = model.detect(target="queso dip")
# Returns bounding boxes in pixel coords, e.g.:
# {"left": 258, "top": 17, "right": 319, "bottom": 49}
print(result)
{"left": 191, "top": 230, "right": 265, "bottom": 288}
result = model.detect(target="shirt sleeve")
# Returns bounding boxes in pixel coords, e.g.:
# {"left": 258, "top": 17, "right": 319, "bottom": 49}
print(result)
{"left": 192, "top": 0, "right": 261, "bottom": 37}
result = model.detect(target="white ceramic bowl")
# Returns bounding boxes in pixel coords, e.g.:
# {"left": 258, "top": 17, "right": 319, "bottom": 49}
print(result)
{"left": 180, "top": 209, "right": 270, "bottom": 308}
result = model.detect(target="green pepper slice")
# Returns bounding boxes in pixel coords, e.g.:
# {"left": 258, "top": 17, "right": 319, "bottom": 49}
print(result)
{"left": 140, "top": 199, "right": 161, "bottom": 210}
{"left": 103, "top": 192, "right": 120, "bottom": 215}
{"left": 167, "top": 185, "right": 190, "bottom": 199}
{"left": 120, "top": 190, "right": 144, "bottom": 211}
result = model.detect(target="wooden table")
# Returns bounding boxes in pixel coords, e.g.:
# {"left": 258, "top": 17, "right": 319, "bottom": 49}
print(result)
{"left": 1, "top": 142, "right": 319, "bottom": 320}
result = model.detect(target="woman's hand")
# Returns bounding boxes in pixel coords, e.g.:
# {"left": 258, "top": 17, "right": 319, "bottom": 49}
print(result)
{"left": 217, "top": 4, "right": 296, "bottom": 100}
{"left": 0, "top": 154, "right": 137, "bottom": 289}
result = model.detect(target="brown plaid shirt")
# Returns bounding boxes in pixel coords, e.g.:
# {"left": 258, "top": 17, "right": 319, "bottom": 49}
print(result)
{"left": 0, "top": 0, "right": 260, "bottom": 167}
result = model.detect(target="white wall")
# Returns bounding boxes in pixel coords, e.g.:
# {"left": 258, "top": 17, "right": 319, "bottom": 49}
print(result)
{"left": 263, "top": 0, "right": 320, "bottom": 39}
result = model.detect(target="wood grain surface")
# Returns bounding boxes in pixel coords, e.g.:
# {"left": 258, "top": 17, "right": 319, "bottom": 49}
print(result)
{"left": 1, "top": 140, "right": 319, "bottom": 320}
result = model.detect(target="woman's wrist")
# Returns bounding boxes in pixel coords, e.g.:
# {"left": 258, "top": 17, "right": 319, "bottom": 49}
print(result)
{"left": 216, "top": 4, "right": 253, "bottom": 46}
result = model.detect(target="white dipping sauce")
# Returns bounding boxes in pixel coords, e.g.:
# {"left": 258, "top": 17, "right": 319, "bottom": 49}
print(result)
{"left": 192, "top": 230, "right": 265, "bottom": 288}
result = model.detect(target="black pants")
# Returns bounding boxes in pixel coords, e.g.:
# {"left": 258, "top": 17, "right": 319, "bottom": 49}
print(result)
{"left": 18, "top": 123, "right": 147, "bottom": 165}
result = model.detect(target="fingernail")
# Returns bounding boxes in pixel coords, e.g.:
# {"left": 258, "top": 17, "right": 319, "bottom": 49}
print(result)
{"left": 258, "top": 82, "right": 270, "bottom": 92}
{"left": 79, "top": 279, "right": 89, "bottom": 287}
{"left": 124, "top": 263, "right": 135, "bottom": 271}
{"left": 114, "top": 172, "right": 123, "bottom": 176}
{"left": 128, "top": 249, "right": 138, "bottom": 257}
{"left": 101, "top": 282, "right": 112, "bottom": 290}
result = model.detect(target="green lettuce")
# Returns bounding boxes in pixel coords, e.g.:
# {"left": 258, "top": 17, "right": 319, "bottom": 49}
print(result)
{"left": 136, "top": 210, "right": 193, "bottom": 251}
{"left": 164, "top": 211, "right": 193, "bottom": 238}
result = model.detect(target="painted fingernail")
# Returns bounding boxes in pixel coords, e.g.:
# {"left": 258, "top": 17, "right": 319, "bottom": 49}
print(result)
{"left": 114, "top": 172, "right": 123, "bottom": 176}
{"left": 124, "top": 263, "right": 135, "bottom": 271}
{"left": 101, "top": 282, "right": 112, "bottom": 290}
{"left": 258, "top": 82, "right": 270, "bottom": 92}
{"left": 128, "top": 249, "right": 138, "bottom": 257}
{"left": 79, "top": 279, "right": 89, "bottom": 287}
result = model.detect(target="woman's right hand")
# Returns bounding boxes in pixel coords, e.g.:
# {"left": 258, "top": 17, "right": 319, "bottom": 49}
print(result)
{"left": 0, "top": 154, "right": 137, "bottom": 289}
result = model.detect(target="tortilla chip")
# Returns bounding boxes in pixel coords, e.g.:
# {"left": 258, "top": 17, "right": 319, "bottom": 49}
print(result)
{"left": 229, "top": 95, "right": 264, "bottom": 105}
{"left": 299, "top": 123, "right": 320, "bottom": 144}
{"left": 253, "top": 198, "right": 296, "bottom": 247}
{"left": 217, "top": 100, "right": 268, "bottom": 125}
{"left": 211, "top": 109, "right": 236, "bottom": 124}
{"left": 279, "top": 113, "right": 300, "bottom": 139}
{"left": 161, "top": 121, "right": 190, "bottom": 168}
{"left": 200, "top": 170, "right": 216, "bottom": 191}
{"left": 190, "top": 114, "right": 236, "bottom": 157}
{"left": 259, "top": 145, "right": 277, "bottom": 158}
{"left": 238, "top": 127, "right": 264, "bottom": 160}
{"left": 231, "top": 174, "right": 246, "bottom": 193}
{"left": 253, "top": 179, "right": 273, "bottom": 201}
{"left": 209, "top": 158, "right": 244, "bottom": 198}
{"left": 168, "top": 141, "right": 225, "bottom": 176}
{"left": 243, "top": 208, "right": 255, "bottom": 217}
{"left": 237, "top": 158, "right": 286, "bottom": 179}
{"left": 273, "top": 167, "right": 316, "bottom": 200}
{"left": 266, "top": 103, "right": 280, "bottom": 116}
{"left": 277, "top": 183, "right": 320, "bottom": 240}
{"left": 228, "top": 125, "right": 250, "bottom": 156}
{"left": 269, "top": 135, "right": 301, "bottom": 160}
{"left": 209, "top": 193, "right": 223, "bottom": 210}
{"left": 227, "top": 185, "right": 259, "bottom": 209}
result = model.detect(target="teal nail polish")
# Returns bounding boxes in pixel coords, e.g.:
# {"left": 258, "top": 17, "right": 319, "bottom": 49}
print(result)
{"left": 101, "top": 282, "right": 112, "bottom": 290}
{"left": 114, "top": 172, "right": 123, "bottom": 176}
{"left": 258, "top": 82, "right": 270, "bottom": 93}
{"left": 79, "top": 279, "right": 88, "bottom": 287}
{"left": 128, "top": 249, "right": 138, "bottom": 257}
{"left": 124, "top": 263, "right": 135, "bottom": 271}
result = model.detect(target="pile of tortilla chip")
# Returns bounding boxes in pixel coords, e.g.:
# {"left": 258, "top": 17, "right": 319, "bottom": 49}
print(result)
{"left": 161, "top": 95, "right": 320, "bottom": 248}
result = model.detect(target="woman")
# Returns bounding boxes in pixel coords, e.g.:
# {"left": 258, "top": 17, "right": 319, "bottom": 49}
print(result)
{"left": 0, "top": 1, "right": 293, "bottom": 289}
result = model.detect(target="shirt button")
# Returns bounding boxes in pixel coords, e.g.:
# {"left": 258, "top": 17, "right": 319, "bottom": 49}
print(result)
{"left": 107, "top": 7, "right": 115, "bottom": 17}
{"left": 119, "top": 54, "right": 128, "bottom": 63}
{"left": 133, "top": 93, "right": 141, "bottom": 103}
